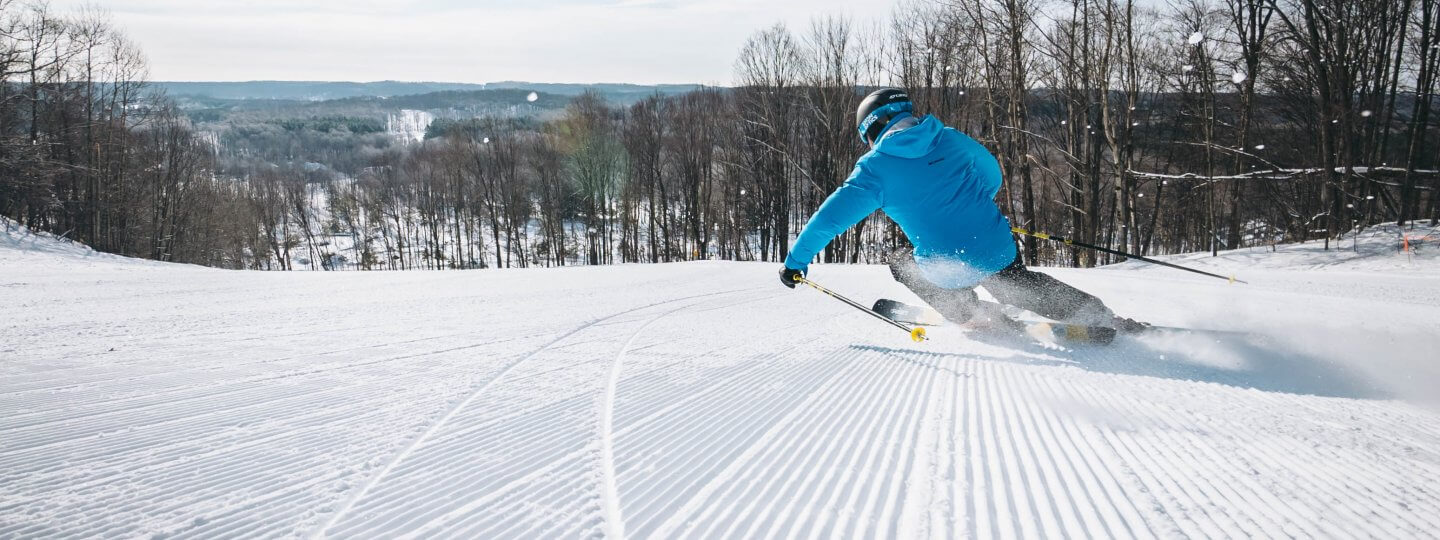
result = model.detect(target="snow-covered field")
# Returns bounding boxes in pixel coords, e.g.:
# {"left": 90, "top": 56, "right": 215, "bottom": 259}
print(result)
{"left": 3, "top": 222, "right": 1439, "bottom": 538}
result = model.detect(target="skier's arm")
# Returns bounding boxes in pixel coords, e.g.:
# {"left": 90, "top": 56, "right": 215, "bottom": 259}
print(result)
{"left": 783, "top": 167, "right": 882, "bottom": 272}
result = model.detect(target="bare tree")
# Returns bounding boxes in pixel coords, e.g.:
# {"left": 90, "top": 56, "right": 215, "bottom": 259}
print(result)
{"left": 735, "top": 23, "right": 804, "bottom": 262}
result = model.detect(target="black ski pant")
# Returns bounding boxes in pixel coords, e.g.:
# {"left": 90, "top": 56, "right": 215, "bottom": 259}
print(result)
{"left": 888, "top": 249, "right": 1115, "bottom": 327}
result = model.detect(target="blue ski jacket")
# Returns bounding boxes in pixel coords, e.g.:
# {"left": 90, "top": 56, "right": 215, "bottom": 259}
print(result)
{"left": 783, "top": 114, "right": 1016, "bottom": 289}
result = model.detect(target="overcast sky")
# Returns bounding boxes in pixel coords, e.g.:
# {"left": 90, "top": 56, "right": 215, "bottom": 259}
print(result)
{"left": 50, "top": 0, "right": 901, "bottom": 85}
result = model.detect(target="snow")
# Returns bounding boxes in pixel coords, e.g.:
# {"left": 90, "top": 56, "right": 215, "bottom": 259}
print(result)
{"left": 387, "top": 110, "right": 434, "bottom": 144}
{"left": 1129, "top": 166, "right": 1440, "bottom": 181}
{"left": 2, "top": 219, "right": 1440, "bottom": 537}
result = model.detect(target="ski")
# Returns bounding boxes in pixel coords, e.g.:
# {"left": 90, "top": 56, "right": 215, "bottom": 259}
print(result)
{"left": 871, "top": 299, "right": 946, "bottom": 326}
{"left": 872, "top": 298, "right": 1118, "bottom": 345}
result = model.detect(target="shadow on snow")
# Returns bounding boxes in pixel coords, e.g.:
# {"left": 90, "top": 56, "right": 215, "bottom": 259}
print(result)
{"left": 852, "top": 328, "right": 1389, "bottom": 401}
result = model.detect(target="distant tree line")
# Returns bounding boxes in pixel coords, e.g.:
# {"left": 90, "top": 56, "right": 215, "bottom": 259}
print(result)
{"left": 3, "top": 0, "right": 1437, "bottom": 271}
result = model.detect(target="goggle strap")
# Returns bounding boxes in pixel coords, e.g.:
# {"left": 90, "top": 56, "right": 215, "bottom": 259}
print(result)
{"left": 858, "top": 102, "right": 914, "bottom": 141}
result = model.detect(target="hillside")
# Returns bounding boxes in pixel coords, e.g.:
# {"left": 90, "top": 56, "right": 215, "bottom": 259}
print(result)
{"left": 157, "top": 81, "right": 490, "bottom": 101}
{"left": 168, "top": 82, "right": 709, "bottom": 179}
{"left": 158, "top": 80, "right": 705, "bottom": 105}
{"left": 2, "top": 220, "right": 1438, "bottom": 537}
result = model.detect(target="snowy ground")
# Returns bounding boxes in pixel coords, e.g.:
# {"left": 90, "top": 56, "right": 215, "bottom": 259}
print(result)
{"left": 3, "top": 222, "right": 1440, "bottom": 538}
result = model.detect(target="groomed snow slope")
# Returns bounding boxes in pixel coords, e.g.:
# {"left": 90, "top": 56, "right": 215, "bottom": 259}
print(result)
{"left": 3, "top": 222, "right": 1439, "bottom": 538}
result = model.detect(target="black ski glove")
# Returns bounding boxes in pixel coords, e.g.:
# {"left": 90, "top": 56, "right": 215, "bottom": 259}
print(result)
{"left": 779, "top": 267, "right": 805, "bottom": 289}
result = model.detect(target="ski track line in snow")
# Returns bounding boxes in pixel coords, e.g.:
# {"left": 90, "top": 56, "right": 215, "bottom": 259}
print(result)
{"left": 455, "top": 315, "right": 823, "bottom": 538}
{"left": 312, "top": 344, "right": 626, "bottom": 535}
{"left": 325, "top": 390, "right": 602, "bottom": 535}
{"left": 666, "top": 342, "right": 909, "bottom": 536}
{"left": 369, "top": 291, "right": 792, "bottom": 539}
{"left": 313, "top": 298, "right": 720, "bottom": 538}
{"left": 9, "top": 258, "right": 1440, "bottom": 538}
{"left": 309, "top": 287, "right": 760, "bottom": 539}
{"left": 592, "top": 317, "right": 851, "bottom": 537}
{"left": 331, "top": 352, "right": 690, "bottom": 535}
{"left": 600, "top": 300, "right": 707, "bottom": 539}
{"left": 596, "top": 291, "right": 779, "bottom": 540}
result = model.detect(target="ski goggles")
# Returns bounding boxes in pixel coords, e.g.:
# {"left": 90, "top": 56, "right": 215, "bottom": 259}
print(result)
{"left": 857, "top": 101, "right": 914, "bottom": 143}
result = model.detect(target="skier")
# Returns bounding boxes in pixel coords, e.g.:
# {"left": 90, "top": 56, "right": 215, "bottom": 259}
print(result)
{"left": 778, "top": 88, "right": 1145, "bottom": 334}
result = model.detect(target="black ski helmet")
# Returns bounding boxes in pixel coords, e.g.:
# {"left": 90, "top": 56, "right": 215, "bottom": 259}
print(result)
{"left": 855, "top": 88, "right": 913, "bottom": 144}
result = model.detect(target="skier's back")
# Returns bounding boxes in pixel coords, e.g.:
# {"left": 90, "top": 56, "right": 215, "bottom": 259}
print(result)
{"left": 779, "top": 88, "right": 1143, "bottom": 333}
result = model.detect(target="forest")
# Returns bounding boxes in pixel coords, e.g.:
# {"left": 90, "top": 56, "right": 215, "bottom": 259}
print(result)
{"left": 2, "top": 0, "right": 1436, "bottom": 271}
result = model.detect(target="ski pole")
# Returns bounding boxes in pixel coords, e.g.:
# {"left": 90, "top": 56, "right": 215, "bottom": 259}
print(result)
{"left": 1011, "top": 226, "right": 1247, "bottom": 284}
{"left": 795, "top": 276, "right": 928, "bottom": 343}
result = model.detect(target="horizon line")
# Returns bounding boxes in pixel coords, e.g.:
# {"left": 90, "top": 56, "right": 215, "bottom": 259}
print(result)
{"left": 152, "top": 79, "right": 720, "bottom": 87}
